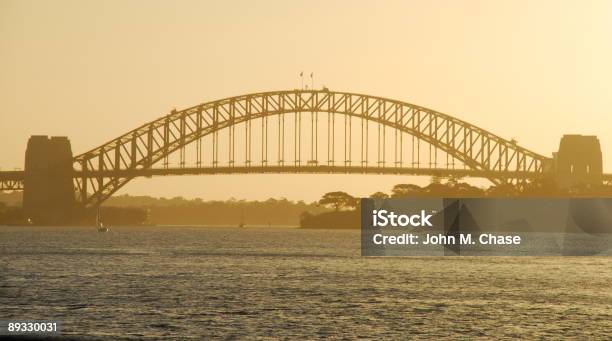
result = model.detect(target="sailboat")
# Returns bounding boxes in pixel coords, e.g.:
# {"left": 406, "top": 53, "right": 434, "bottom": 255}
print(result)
{"left": 96, "top": 207, "right": 109, "bottom": 233}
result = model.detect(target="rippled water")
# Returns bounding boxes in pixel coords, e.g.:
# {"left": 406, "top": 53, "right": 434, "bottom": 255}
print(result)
{"left": 1, "top": 226, "right": 611, "bottom": 340}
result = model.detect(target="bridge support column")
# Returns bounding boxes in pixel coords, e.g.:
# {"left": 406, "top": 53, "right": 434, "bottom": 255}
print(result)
{"left": 553, "top": 135, "right": 603, "bottom": 189}
{"left": 23, "top": 136, "right": 77, "bottom": 225}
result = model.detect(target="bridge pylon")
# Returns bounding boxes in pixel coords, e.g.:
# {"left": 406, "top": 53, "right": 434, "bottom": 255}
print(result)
{"left": 23, "top": 135, "right": 78, "bottom": 225}
{"left": 552, "top": 135, "right": 603, "bottom": 189}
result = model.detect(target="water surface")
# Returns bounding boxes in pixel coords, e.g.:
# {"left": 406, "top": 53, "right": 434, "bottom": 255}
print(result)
{"left": 1, "top": 226, "right": 611, "bottom": 340}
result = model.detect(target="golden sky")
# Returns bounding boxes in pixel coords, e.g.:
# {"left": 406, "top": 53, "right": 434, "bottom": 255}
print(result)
{"left": 1, "top": 0, "right": 611, "bottom": 201}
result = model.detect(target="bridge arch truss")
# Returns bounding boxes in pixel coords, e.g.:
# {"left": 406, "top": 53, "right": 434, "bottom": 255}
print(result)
{"left": 73, "top": 90, "right": 550, "bottom": 207}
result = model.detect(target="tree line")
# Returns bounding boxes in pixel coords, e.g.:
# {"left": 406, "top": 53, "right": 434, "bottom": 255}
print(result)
{"left": 314, "top": 178, "right": 612, "bottom": 212}
{"left": 301, "top": 178, "right": 612, "bottom": 228}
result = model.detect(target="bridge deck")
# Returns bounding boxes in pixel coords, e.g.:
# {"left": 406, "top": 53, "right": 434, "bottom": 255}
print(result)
{"left": 0, "top": 166, "right": 556, "bottom": 181}
{"left": 79, "top": 165, "right": 540, "bottom": 179}
{"left": 2, "top": 168, "right": 611, "bottom": 191}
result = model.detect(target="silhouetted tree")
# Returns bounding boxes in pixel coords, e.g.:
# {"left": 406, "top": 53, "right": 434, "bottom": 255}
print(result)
{"left": 485, "top": 183, "right": 518, "bottom": 197}
{"left": 521, "top": 178, "right": 563, "bottom": 197}
{"left": 318, "top": 191, "right": 358, "bottom": 211}
{"left": 422, "top": 182, "right": 450, "bottom": 197}
{"left": 391, "top": 184, "right": 423, "bottom": 198}
{"left": 369, "top": 191, "right": 389, "bottom": 199}
{"left": 452, "top": 182, "right": 485, "bottom": 197}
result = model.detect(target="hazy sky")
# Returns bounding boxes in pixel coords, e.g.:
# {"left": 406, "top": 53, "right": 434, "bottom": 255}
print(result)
{"left": 1, "top": 0, "right": 611, "bottom": 201}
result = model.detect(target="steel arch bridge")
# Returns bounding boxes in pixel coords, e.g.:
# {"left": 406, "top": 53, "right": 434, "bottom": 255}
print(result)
{"left": 66, "top": 89, "right": 554, "bottom": 207}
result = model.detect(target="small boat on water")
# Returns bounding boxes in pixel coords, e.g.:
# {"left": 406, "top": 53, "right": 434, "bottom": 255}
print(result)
{"left": 96, "top": 207, "right": 109, "bottom": 233}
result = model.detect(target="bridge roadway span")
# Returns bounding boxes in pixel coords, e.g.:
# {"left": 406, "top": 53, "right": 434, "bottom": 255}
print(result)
{"left": 2, "top": 167, "right": 612, "bottom": 188}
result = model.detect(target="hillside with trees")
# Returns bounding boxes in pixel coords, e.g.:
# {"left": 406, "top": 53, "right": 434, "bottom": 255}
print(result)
{"left": 299, "top": 178, "right": 612, "bottom": 229}
{"left": 2, "top": 178, "right": 612, "bottom": 227}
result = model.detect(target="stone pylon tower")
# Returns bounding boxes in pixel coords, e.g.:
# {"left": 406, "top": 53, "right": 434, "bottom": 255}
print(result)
{"left": 553, "top": 135, "right": 603, "bottom": 189}
{"left": 23, "top": 136, "right": 76, "bottom": 225}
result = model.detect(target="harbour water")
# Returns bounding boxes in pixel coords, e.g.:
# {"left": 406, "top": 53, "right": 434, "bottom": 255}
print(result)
{"left": 1, "top": 226, "right": 611, "bottom": 339}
